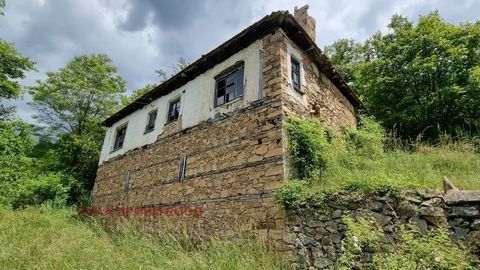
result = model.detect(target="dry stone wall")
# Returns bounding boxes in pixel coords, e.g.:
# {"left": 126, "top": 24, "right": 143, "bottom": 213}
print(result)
{"left": 284, "top": 188, "right": 480, "bottom": 269}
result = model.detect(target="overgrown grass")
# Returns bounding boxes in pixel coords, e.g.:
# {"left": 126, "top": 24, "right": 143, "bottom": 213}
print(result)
{"left": 276, "top": 117, "right": 480, "bottom": 208}
{"left": 0, "top": 205, "right": 284, "bottom": 270}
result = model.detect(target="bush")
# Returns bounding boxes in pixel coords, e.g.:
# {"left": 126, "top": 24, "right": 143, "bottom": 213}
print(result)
{"left": 272, "top": 179, "right": 310, "bottom": 210}
{"left": 0, "top": 173, "right": 80, "bottom": 209}
{"left": 278, "top": 116, "right": 480, "bottom": 209}
{"left": 285, "top": 118, "right": 338, "bottom": 180}
{"left": 338, "top": 216, "right": 478, "bottom": 269}
{"left": 344, "top": 116, "right": 385, "bottom": 159}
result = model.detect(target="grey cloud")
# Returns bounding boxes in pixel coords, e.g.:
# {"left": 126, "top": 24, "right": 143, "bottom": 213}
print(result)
{"left": 0, "top": 0, "right": 478, "bottom": 124}
{"left": 120, "top": 0, "right": 208, "bottom": 31}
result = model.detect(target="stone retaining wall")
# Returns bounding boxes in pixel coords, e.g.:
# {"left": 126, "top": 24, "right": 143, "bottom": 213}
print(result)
{"left": 284, "top": 184, "right": 480, "bottom": 268}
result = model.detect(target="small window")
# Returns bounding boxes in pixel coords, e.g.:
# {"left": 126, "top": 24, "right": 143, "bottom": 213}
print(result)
{"left": 291, "top": 58, "right": 301, "bottom": 92}
{"left": 167, "top": 99, "right": 181, "bottom": 123}
{"left": 145, "top": 109, "right": 157, "bottom": 133}
{"left": 113, "top": 125, "right": 127, "bottom": 150}
{"left": 215, "top": 65, "right": 244, "bottom": 107}
{"left": 178, "top": 156, "right": 187, "bottom": 182}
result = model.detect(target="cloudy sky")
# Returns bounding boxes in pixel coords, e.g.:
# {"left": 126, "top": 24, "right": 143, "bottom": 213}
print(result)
{"left": 1, "top": 0, "right": 479, "bottom": 123}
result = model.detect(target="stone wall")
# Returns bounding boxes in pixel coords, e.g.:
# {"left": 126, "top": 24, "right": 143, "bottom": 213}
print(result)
{"left": 92, "top": 97, "right": 286, "bottom": 246}
{"left": 91, "top": 27, "right": 361, "bottom": 250}
{"left": 284, "top": 186, "right": 480, "bottom": 269}
{"left": 278, "top": 31, "right": 357, "bottom": 132}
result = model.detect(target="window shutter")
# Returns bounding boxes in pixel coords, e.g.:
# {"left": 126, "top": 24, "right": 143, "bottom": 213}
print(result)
{"left": 178, "top": 156, "right": 187, "bottom": 182}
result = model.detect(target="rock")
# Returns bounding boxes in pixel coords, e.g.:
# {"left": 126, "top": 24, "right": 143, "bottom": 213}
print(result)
{"left": 449, "top": 206, "right": 480, "bottom": 217}
{"left": 325, "top": 221, "right": 338, "bottom": 233}
{"left": 406, "top": 195, "right": 423, "bottom": 204}
{"left": 417, "top": 189, "right": 442, "bottom": 199}
{"left": 397, "top": 201, "right": 419, "bottom": 217}
{"left": 331, "top": 232, "right": 343, "bottom": 244}
{"left": 443, "top": 176, "right": 458, "bottom": 192}
{"left": 371, "top": 212, "right": 392, "bottom": 227}
{"left": 409, "top": 217, "right": 428, "bottom": 233}
{"left": 307, "top": 219, "right": 324, "bottom": 228}
{"left": 450, "top": 218, "right": 469, "bottom": 228}
{"left": 444, "top": 190, "right": 480, "bottom": 204}
{"left": 367, "top": 200, "right": 384, "bottom": 212}
{"left": 420, "top": 198, "right": 443, "bottom": 207}
{"left": 331, "top": 209, "right": 343, "bottom": 219}
{"left": 423, "top": 215, "right": 448, "bottom": 227}
{"left": 453, "top": 226, "right": 470, "bottom": 240}
{"left": 284, "top": 232, "right": 297, "bottom": 244}
{"left": 419, "top": 206, "right": 444, "bottom": 217}
{"left": 471, "top": 219, "right": 480, "bottom": 230}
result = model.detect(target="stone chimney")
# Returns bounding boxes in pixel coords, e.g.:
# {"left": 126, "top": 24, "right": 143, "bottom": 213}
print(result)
{"left": 294, "top": 5, "right": 316, "bottom": 42}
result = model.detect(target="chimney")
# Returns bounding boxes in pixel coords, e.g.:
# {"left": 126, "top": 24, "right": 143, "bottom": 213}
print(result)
{"left": 294, "top": 5, "right": 316, "bottom": 42}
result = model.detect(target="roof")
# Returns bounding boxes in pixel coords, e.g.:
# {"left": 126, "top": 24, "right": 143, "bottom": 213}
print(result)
{"left": 102, "top": 11, "right": 365, "bottom": 127}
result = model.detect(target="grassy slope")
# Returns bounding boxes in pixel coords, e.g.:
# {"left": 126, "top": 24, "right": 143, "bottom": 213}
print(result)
{"left": 318, "top": 144, "right": 480, "bottom": 193}
{"left": 0, "top": 206, "right": 284, "bottom": 270}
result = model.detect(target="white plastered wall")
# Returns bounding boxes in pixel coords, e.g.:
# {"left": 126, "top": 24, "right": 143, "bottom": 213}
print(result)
{"left": 99, "top": 39, "right": 263, "bottom": 164}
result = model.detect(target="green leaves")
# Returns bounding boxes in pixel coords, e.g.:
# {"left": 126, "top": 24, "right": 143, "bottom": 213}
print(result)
{"left": 326, "top": 12, "right": 480, "bottom": 140}
{"left": 29, "top": 54, "right": 126, "bottom": 135}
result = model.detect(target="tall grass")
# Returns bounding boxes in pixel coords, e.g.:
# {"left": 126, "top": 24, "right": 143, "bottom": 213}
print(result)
{"left": 0, "top": 205, "right": 284, "bottom": 270}
{"left": 280, "top": 117, "right": 480, "bottom": 204}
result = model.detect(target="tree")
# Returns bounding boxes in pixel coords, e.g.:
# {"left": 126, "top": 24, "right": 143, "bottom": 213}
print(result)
{"left": 155, "top": 57, "right": 189, "bottom": 82}
{"left": 326, "top": 12, "right": 480, "bottom": 140}
{"left": 324, "top": 39, "right": 363, "bottom": 86}
{"left": 120, "top": 83, "right": 156, "bottom": 106}
{"left": 0, "top": 0, "right": 5, "bottom": 16}
{"left": 29, "top": 54, "right": 126, "bottom": 198}
{"left": 29, "top": 54, "right": 126, "bottom": 135}
{"left": 0, "top": 41, "right": 36, "bottom": 120}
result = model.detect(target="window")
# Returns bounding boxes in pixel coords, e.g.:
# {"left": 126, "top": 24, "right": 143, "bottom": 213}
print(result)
{"left": 145, "top": 109, "right": 157, "bottom": 133}
{"left": 291, "top": 58, "right": 301, "bottom": 92}
{"left": 113, "top": 125, "right": 127, "bottom": 150}
{"left": 167, "top": 99, "right": 181, "bottom": 123}
{"left": 178, "top": 156, "right": 187, "bottom": 182}
{"left": 215, "top": 64, "right": 244, "bottom": 107}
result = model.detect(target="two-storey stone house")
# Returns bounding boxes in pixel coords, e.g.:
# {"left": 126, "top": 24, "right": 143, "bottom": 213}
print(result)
{"left": 91, "top": 6, "right": 363, "bottom": 246}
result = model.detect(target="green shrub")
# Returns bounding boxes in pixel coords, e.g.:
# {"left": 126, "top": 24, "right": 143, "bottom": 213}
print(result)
{"left": 285, "top": 118, "right": 336, "bottom": 180}
{"left": 373, "top": 227, "right": 478, "bottom": 269}
{"left": 338, "top": 216, "right": 478, "bottom": 269}
{"left": 344, "top": 116, "right": 385, "bottom": 159}
{"left": 272, "top": 179, "right": 310, "bottom": 210}
{"left": 0, "top": 173, "right": 80, "bottom": 209}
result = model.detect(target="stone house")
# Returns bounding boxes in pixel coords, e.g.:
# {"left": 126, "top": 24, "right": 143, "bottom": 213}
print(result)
{"left": 92, "top": 6, "right": 363, "bottom": 246}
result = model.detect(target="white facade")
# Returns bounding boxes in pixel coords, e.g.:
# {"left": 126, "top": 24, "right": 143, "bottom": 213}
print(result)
{"left": 99, "top": 39, "right": 264, "bottom": 164}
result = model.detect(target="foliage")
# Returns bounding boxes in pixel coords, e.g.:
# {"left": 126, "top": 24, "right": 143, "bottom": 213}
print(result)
{"left": 374, "top": 227, "right": 478, "bottom": 269}
{"left": 344, "top": 116, "right": 385, "bottom": 159}
{"left": 29, "top": 54, "right": 126, "bottom": 135}
{"left": 337, "top": 216, "right": 382, "bottom": 269}
{"left": 27, "top": 54, "right": 127, "bottom": 202}
{"left": 0, "top": 120, "right": 34, "bottom": 183}
{"left": 0, "top": 40, "right": 36, "bottom": 119}
{"left": 337, "top": 216, "right": 478, "bottom": 269}
{"left": 0, "top": 206, "right": 285, "bottom": 270}
{"left": 323, "top": 39, "right": 363, "bottom": 85}
{"left": 120, "top": 83, "right": 156, "bottom": 106}
{"left": 285, "top": 118, "right": 338, "bottom": 179}
{"left": 276, "top": 117, "right": 480, "bottom": 208}
{"left": 1, "top": 173, "right": 79, "bottom": 209}
{"left": 155, "top": 57, "right": 190, "bottom": 82}
{"left": 273, "top": 179, "right": 311, "bottom": 210}
{"left": 325, "top": 12, "right": 480, "bottom": 140}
